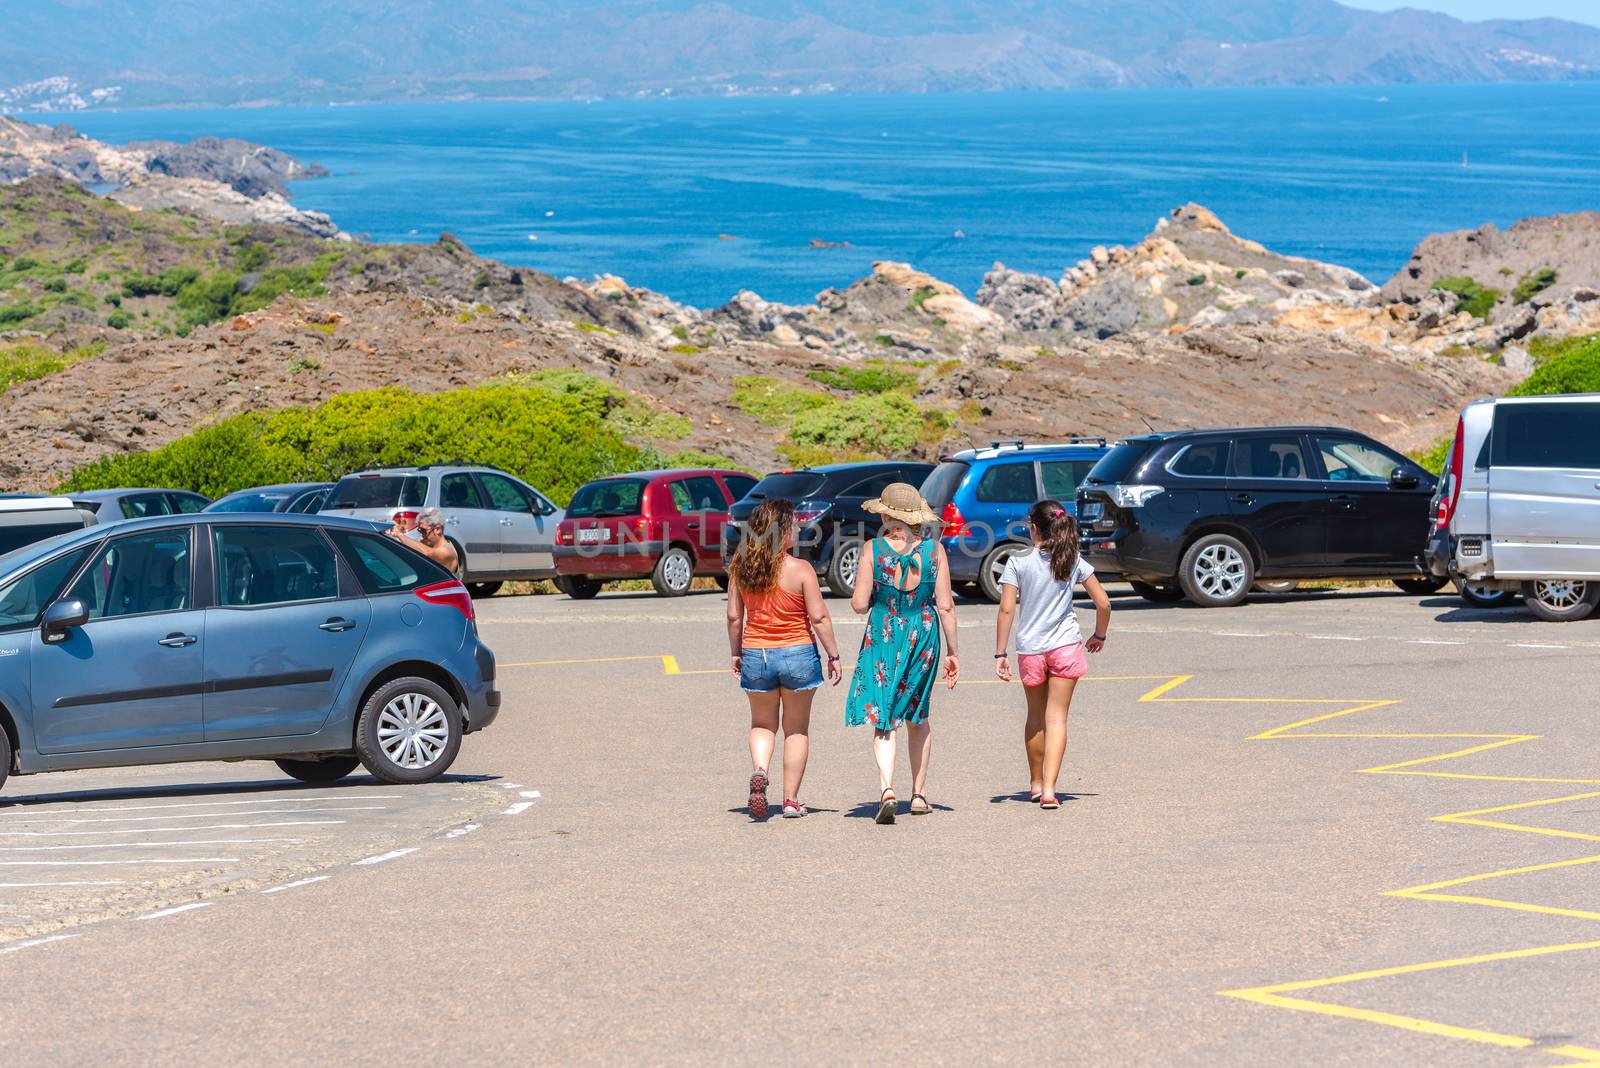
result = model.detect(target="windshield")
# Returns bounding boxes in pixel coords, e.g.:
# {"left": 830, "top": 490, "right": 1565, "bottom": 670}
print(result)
{"left": 745, "top": 472, "right": 827, "bottom": 501}
{"left": 1085, "top": 441, "right": 1159, "bottom": 484}
{"left": 566, "top": 479, "right": 647, "bottom": 518}
{"left": 326, "top": 476, "right": 426, "bottom": 511}
{"left": 209, "top": 491, "right": 292, "bottom": 513}
{"left": 918, "top": 461, "right": 970, "bottom": 509}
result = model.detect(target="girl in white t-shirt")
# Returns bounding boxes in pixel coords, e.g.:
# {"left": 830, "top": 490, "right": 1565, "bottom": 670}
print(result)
{"left": 993, "top": 500, "right": 1112, "bottom": 809}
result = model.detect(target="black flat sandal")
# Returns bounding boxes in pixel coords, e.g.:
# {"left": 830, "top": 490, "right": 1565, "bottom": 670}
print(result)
{"left": 909, "top": 793, "right": 931, "bottom": 815}
{"left": 876, "top": 788, "right": 897, "bottom": 825}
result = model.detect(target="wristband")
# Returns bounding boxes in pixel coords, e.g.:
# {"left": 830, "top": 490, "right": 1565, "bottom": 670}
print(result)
{"left": 1090, "top": 633, "right": 1107, "bottom": 642}
{"left": 827, "top": 655, "right": 840, "bottom": 662}
{"left": 994, "top": 653, "right": 1007, "bottom": 659}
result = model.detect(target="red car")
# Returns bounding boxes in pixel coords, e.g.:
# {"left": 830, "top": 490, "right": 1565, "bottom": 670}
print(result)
{"left": 554, "top": 468, "right": 757, "bottom": 598}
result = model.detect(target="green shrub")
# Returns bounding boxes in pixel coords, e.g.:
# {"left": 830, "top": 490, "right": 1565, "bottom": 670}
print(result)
{"left": 1509, "top": 334, "right": 1600, "bottom": 397}
{"left": 123, "top": 265, "right": 200, "bottom": 297}
{"left": 0, "top": 341, "right": 104, "bottom": 397}
{"left": 907, "top": 286, "right": 938, "bottom": 312}
{"left": 62, "top": 382, "right": 649, "bottom": 504}
{"left": 1410, "top": 437, "right": 1453, "bottom": 475}
{"left": 11, "top": 256, "right": 38, "bottom": 272}
{"left": 235, "top": 242, "right": 272, "bottom": 272}
{"left": 731, "top": 375, "right": 832, "bottom": 425}
{"left": 1434, "top": 276, "right": 1502, "bottom": 320}
{"left": 1511, "top": 268, "right": 1558, "bottom": 305}
{"left": 106, "top": 311, "right": 131, "bottom": 329}
{"left": 62, "top": 257, "right": 86, "bottom": 274}
{"left": 1186, "top": 273, "right": 1206, "bottom": 286}
{"left": 784, "top": 393, "right": 949, "bottom": 462}
{"left": 872, "top": 334, "right": 895, "bottom": 348}
{"left": 104, "top": 292, "right": 122, "bottom": 307}
{"left": 42, "top": 277, "right": 68, "bottom": 293}
{"left": 1528, "top": 332, "right": 1595, "bottom": 367}
{"left": 806, "top": 364, "right": 918, "bottom": 394}
{"left": 0, "top": 301, "right": 40, "bottom": 324}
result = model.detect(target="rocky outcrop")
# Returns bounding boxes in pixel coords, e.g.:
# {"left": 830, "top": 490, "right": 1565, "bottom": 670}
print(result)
{"left": 1378, "top": 212, "right": 1600, "bottom": 316}
{"left": 110, "top": 179, "right": 344, "bottom": 240}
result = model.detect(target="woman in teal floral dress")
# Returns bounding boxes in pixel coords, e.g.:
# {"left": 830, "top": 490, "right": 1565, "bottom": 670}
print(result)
{"left": 845, "top": 484, "right": 960, "bottom": 824}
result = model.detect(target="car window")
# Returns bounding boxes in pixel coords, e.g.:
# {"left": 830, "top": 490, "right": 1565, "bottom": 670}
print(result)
{"left": 287, "top": 489, "right": 328, "bottom": 514}
{"left": 841, "top": 471, "right": 898, "bottom": 498}
{"left": 120, "top": 493, "right": 173, "bottom": 520}
{"left": 975, "top": 462, "right": 1038, "bottom": 503}
{"left": 723, "top": 475, "right": 757, "bottom": 502}
{"left": 672, "top": 476, "right": 727, "bottom": 513}
{"left": 326, "top": 476, "right": 425, "bottom": 510}
{"left": 213, "top": 526, "right": 338, "bottom": 607}
{"left": 1040, "top": 459, "right": 1098, "bottom": 499}
{"left": 328, "top": 529, "right": 453, "bottom": 594}
{"left": 1491, "top": 404, "right": 1600, "bottom": 469}
{"left": 567, "top": 480, "right": 646, "bottom": 518}
{"left": 1315, "top": 436, "right": 1405, "bottom": 482}
{"left": 1232, "top": 436, "right": 1310, "bottom": 480}
{"left": 67, "top": 529, "right": 191, "bottom": 620}
{"left": 210, "top": 492, "right": 292, "bottom": 513}
{"left": 1168, "top": 443, "right": 1230, "bottom": 478}
{"left": 920, "top": 461, "right": 970, "bottom": 508}
{"left": 479, "top": 473, "right": 535, "bottom": 513}
{"left": 440, "top": 473, "right": 485, "bottom": 510}
{"left": 171, "top": 493, "right": 208, "bottom": 514}
{"left": 0, "top": 547, "right": 91, "bottom": 631}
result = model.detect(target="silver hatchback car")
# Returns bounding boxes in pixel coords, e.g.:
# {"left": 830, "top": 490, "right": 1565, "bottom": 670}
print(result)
{"left": 320, "top": 465, "right": 563, "bottom": 597}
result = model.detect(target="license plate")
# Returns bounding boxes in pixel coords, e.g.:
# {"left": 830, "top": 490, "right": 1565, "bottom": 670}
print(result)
{"left": 1080, "top": 502, "right": 1104, "bottom": 521}
{"left": 576, "top": 528, "right": 610, "bottom": 544}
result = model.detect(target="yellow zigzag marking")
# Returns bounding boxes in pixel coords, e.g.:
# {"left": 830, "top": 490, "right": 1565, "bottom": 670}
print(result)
{"left": 1129, "top": 677, "right": 1600, "bottom": 1062}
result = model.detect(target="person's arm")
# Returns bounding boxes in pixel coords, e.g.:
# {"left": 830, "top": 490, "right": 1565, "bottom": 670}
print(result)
{"left": 933, "top": 543, "right": 959, "bottom": 688}
{"left": 726, "top": 577, "right": 745, "bottom": 675}
{"left": 799, "top": 566, "right": 843, "bottom": 686}
{"left": 1083, "top": 573, "right": 1111, "bottom": 653}
{"left": 850, "top": 541, "right": 875, "bottom": 615}
{"left": 994, "top": 583, "right": 1018, "bottom": 681}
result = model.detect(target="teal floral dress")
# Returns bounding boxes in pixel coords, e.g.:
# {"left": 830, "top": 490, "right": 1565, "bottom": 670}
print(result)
{"left": 845, "top": 536, "right": 941, "bottom": 731}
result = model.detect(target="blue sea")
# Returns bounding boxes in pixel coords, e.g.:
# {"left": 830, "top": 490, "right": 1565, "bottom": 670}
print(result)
{"left": 34, "top": 83, "right": 1600, "bottom": 308}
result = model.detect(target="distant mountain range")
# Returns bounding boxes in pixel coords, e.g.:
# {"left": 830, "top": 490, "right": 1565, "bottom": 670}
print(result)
{"left": 4, "top": 0, "right": 1599, "bottom": 110}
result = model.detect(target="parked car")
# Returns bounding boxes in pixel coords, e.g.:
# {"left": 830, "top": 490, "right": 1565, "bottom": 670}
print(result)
{"left": 320, "top": 464, "right": 563, "bottom": 597}
{"left": 1424, "top": 456, "right": 1518, "bottom": 610}
{"left": 206, "top": 482, "right": 333, "bottom": 515}
{"left": 555, "top": 468, "right": 758, "bottom": 597}
{"left": 918, "top": 439, "right": 1111, "bottom": 602}
{"left": 0, "top": 512, "right": 500, "bottom": 792}
{"left": 72, "top": 487, "right": 211, "bottom": 524}
{"left": 1077, "top": 426, "right": 1444, "bottom": 607}
{"left": 722, "top": 460, "right": 936, "bottom": 596}
{"left": 0, "top": 496, "right": 96, "bottom": 556}
{"left": 1424, "top": 394, "right": 1600, "bottom": 621}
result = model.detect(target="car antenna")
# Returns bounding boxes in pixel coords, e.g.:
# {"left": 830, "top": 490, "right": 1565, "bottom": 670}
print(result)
{"left": 1136, "top": 414, "right": 1158, "bottom": 434}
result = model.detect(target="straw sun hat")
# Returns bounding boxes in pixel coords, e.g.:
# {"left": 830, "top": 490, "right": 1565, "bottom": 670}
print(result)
{"left": 863, "top": 482, "right": 940, "bottom": 526}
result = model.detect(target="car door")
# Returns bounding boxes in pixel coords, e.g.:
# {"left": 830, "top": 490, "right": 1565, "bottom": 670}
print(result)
{"left": 438, "top": 471, "right": 500, "bottom": 573}
{"left": 478, "top": 472, "right": 559, "bottom": 575}
{"left": 1225, "top": 434, "right": 1326, "bottom": 569}
{"left": 1040, "top": 457, "right": 1101, "bottom": 516}
{"left": 1312, "top": 433, "right": 1433, "bottom": 569}
{"left": 669, "top": 476, "right": 731, "bottom": 566}
{"left": 202, "top": 523, "right": 370, "bottom": 741}
{"left": 30, "top": 527, "right": 206, "bottom": 753}
{"left": 1487, "top": 401, "right": 1600, "bottom": 577}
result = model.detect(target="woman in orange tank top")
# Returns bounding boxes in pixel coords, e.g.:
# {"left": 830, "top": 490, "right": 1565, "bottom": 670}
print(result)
{"left": 727, "top": 498, "right": 842, "bottom": 819}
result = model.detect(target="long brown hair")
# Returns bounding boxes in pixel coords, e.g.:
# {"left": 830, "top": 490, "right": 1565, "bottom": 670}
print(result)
{"left": 730, "top": 498, "right": 794, "bottom": 594}
{"left": 1028, "top": 499, "right": 1080, "bottom": 582}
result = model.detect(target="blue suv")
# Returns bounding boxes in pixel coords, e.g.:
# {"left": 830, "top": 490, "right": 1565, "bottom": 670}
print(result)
{"left": 0, "top": 513, "right": 500, "bottom": 793}
{"left": 919, "top": 439, "right": 1110, "bottom": 602}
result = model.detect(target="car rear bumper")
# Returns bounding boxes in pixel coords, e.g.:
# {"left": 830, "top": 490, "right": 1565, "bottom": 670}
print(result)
{"left": 554, "top": 541, "right": 663, "bottom": 577}
{"left": 463, "top": 638, "right": 500, "bottom": 733}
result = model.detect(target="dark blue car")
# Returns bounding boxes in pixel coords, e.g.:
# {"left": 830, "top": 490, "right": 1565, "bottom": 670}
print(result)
{"left": 919, "top": 439, "right": 1110, "bottom": 601}
{"left": 0, "top": 513, "right": 499, "bottom": 793}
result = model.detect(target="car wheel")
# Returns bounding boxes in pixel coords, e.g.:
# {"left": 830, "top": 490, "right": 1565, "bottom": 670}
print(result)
{"left": 827, "top": 538, "right": 864, "bottom": 597}
{"left": 355, "top": 677, "right": 463, "bottom": 784}
{"left": 466, "top": 581, "right": 503, "bottom": 599}
{"left": 1178, "top": 534, "right": 1255, "bottom": 607}
{"left": 556, "top": 575, "right": 603, "bottom": 600}
{"left": 448, "top": 539, "right": 467, "bottom": 578}
{"left": 0, "top": 727, "right": 9, "bottom": 793}
{"left": 1520, "top": 579, "right": 1600, "bottom": 622}
{"left": 1129, "top": 580, "right": 1185, "bottom": 603}
{"left": 275, "top": 756, "right": 360, "bottom": 784}
{"left": 1253, "top": 580, "right": 1299, "bottom": 594}
{"left": 652, "top": 547, "right": 695, "bottom": 597}
{"left": 1394, "top": 577, "right": 1449, "bottom": 595}
{"left": 1455, "top": 579, "right": 1517, "bottom": 609}
{"left": 979, "top": 542, "right": 1027, "bottom": 603}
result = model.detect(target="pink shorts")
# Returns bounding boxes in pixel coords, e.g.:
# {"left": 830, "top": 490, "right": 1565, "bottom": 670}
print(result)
{"left": 1018, "top": 643, "right": 1087, "bottom": 687}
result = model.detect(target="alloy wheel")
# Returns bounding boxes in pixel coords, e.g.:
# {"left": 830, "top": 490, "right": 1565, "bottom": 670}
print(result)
{"left": 837, "top": 542, "right": 861, "bottom": 588}
{"left": 1532, "top": 579, "right": 1587, "bottom": 610}
{"left": 1194, "top": 543, "right": 1248, "bottom": 600}
{"left": 376, "top": 692, "right": 450, "bottom": 770}
{"left": 662, "top": 551, "right": 693, "bottom": 591}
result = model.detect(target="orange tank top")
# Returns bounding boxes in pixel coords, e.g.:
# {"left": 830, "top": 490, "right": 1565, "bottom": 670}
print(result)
{"left": 741, "top": 581, "right": 813, "bottom": 648}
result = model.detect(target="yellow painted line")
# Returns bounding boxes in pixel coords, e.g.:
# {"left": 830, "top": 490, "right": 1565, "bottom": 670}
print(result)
{"left": 1247, "top": 700, "right": 1399, "bottom": 739}
{"left": 500, "top": 654, "right": 677, "bottom": 669}
{"left": 1437, "top": 791, "right": 1600, "bottom": 822}
{"left": 1385, "top": 771, "right": 1600, "bottom": 785}
{"left": 1220, "top": 990, "right": 1535, "bottom": 1049}
{"left": 1393, "top": 853, "right": 1600, "bottom": 896}
{"left": 1360, "top": 738, "right": 1539, "bottom": 774}
{"left": 1546, "top": 1045, "right": 1600, "bottom": 1065}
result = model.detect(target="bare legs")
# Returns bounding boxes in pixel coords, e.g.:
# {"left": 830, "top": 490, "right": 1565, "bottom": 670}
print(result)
{"left": 747, "top": 689, "right": 779, "bottom": 774}
{"left": 747, "top": 688, "right": 813, "bottom": 803}
{"left": 1039, "top": 676, "right": 1077, "bottom": 804}
{"left": 907, "top": 721, "right": 932, "bottom": 800}
{"left": 1023, "top": 683, "right": 1047, "bottom": 796}
{"left": 872, "top": 728, "right": 896, "bottom": 796}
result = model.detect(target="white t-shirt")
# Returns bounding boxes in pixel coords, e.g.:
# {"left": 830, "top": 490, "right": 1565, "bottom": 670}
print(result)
{"left": 999, "top": 548, "right": 1095, "bottom": 655}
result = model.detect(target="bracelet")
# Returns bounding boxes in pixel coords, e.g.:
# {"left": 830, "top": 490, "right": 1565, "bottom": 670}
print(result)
{"left": 994, "top": 652, "right": 1007, "bottom": 659}
{"left": 827, "top": 655, "right": 840, "bottom": 662}
{"left": 1090, "top": 633, "right": 1107, "bottom": 641}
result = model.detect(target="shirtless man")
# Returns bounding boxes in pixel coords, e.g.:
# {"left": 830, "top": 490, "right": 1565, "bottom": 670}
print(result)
{"left": 387, "top": 507, "right": 460, "bottom": 575}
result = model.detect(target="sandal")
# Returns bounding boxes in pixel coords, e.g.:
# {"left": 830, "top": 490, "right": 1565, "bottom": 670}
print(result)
{"left": 1028, "top": 790, "right": 1043, "bottom": 803}
{"left": 909, "top": 793, "right": 931, "bottom": 815}
{"left": 782, "top": 799, "right": 807, "bottom": 818}
{"left": 1039, "top": 795, "right": 1061, "bottom": 810}
{"left": 749, "top": 770, "right": 769, "bottom": 820}
{"left": 875, "top": 788, "right": 897, "bottom": 825}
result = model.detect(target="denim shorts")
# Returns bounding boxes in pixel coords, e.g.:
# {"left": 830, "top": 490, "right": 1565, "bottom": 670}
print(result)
{"left": 740, "top": 643, "right": 824, "bottom": 693}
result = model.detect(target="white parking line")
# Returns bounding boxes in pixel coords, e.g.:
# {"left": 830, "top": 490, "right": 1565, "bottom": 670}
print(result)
{"left": 0, "top": 838, "right": 299, "bottom": 852}
{"left": 260, "top": 875, "right": 332, "bottom": 895}
{"left": 503, "top": 802, "right": 534, "bottom": 816}
{"left": 444, "top": 823, "right": 481, "bottom": 839}
{"left": 1216, "top": 632, "right": 1270, "bottom": 638}
{"left": 1306, "top": 635, "right": 1364, "bottom": 641}
{"left": 500, "top": 783, "right": 525, "bottom": 790}
{"left": 0, "top": 820, "right": 346, "bottom": 838}
{"left": 0, "top": 933, "right": 80, "bottom": 954}
{"left": 0, "top": 881, "right": 125, "bottom": 888}
{"left": 1406, "top": 639, "right": 1466, "bottom": 645}
{"left": 136, "top": 902, "right": 212, "bottom": 921}
{"left": 351, "top": 848, "right": 418, "bottom": 866}
{"left": 1510, "top": 643, "right": 1568, "bottom": 650}
{"left": 7, "top": 794, "right": 403, "bottom": 815}
{"left": 0, "top": 857, "right": 240, "bottom": 866}
{"left": 8, "top": 807, "right": 384, "bottom": 826}
{"left": 519, "top": 791, "right": 542, "bottom": 799}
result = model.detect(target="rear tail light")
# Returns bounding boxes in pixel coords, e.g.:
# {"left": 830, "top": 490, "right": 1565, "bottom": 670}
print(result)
{"left": 940, "top": 501, "right": 969, "bottom": 537}
{"left": 556, "top": 522, "right": 574, "bottom": 546}
{"left": 391, "top": 510, "right": 419, "bottom": 531}
{"left": 795, "top": 501, "right": 829, "bottom": 525}
{"left": 1109, "top": 485, "right": 1164, "bottom": 508}
{"left": 1437, "top": 418, "right": 1466, "bottom": 530}
{"left": 416, "top": 580, "right": 475, "bottom": 621}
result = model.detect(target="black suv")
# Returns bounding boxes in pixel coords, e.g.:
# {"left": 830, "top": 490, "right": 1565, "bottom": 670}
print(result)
{"left": 724, "top": 461, "right": 936, "bottom": 596}
{"left": 1077, "top": 427, "right": 1444, "bottom": 607}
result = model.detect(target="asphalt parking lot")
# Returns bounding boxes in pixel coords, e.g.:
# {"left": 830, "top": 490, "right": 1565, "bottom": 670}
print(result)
{"left": 3, "top": 583, "right": 1599, "bottom": 1066}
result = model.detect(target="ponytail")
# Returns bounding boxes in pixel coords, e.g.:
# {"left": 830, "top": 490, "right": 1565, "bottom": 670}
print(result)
{"left": 1028, "top": 499, "right": 1080, "bottom": 583}
{"left": 730, "top": 498, "right": 794, "bottom": 594}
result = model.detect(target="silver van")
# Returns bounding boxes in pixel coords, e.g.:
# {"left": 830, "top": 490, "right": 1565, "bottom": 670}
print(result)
{"left": 0, "top": 496, "right": 95, "bottom": 556}
{"left": 1427, "top": 394, "right": 1600, "bottom": 621}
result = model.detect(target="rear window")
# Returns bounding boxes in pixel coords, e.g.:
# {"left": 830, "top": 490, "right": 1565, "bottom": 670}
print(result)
{"left": 919, "top": 461, "right": 970, "bottom": 508}
{"left": 326, "top": 475, "right": 427, "bottom": 511}
{"left": 328, "top": 529, "right": 452, "bottom": 594}
{"left": 746, "top": 472, "right": 827, "bottom": 501}
{"left": 566, "top": 479, "right": 647, "bottom": 518}
{"left": 210, "top": 491, "right": 293, "bottom": 513}
{"left": 0, "top": 512, "right": 89, "bottom": 555}
{"left": 1085, "top": 441, "right": 1158, "bottom": 484}
{"left": 976, "top": 462, "right": 1039, "bottom": 503}
{"left": 1491, "top": 403, "right": 1600, "bottom": 469}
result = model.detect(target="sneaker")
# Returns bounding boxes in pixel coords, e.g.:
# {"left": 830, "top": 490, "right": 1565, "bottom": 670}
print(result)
{"left": 748, "top": 770, "right": 769, "bottom": 820}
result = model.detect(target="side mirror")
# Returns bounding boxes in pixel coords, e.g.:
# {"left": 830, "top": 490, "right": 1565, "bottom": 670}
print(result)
{"left": 1389, "top": 468, "right": 1421, "bottom": 490}
{"left": 41, "top": 598, "right": 89, "bottom": 641}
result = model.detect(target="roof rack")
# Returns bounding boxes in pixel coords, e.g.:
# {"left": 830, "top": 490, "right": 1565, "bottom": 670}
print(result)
{"left": 1067, "top": 436, "right": 1108, "bottom": 446}
{"left": 989, "top": 439, "right": 1026, "bottom": 451}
